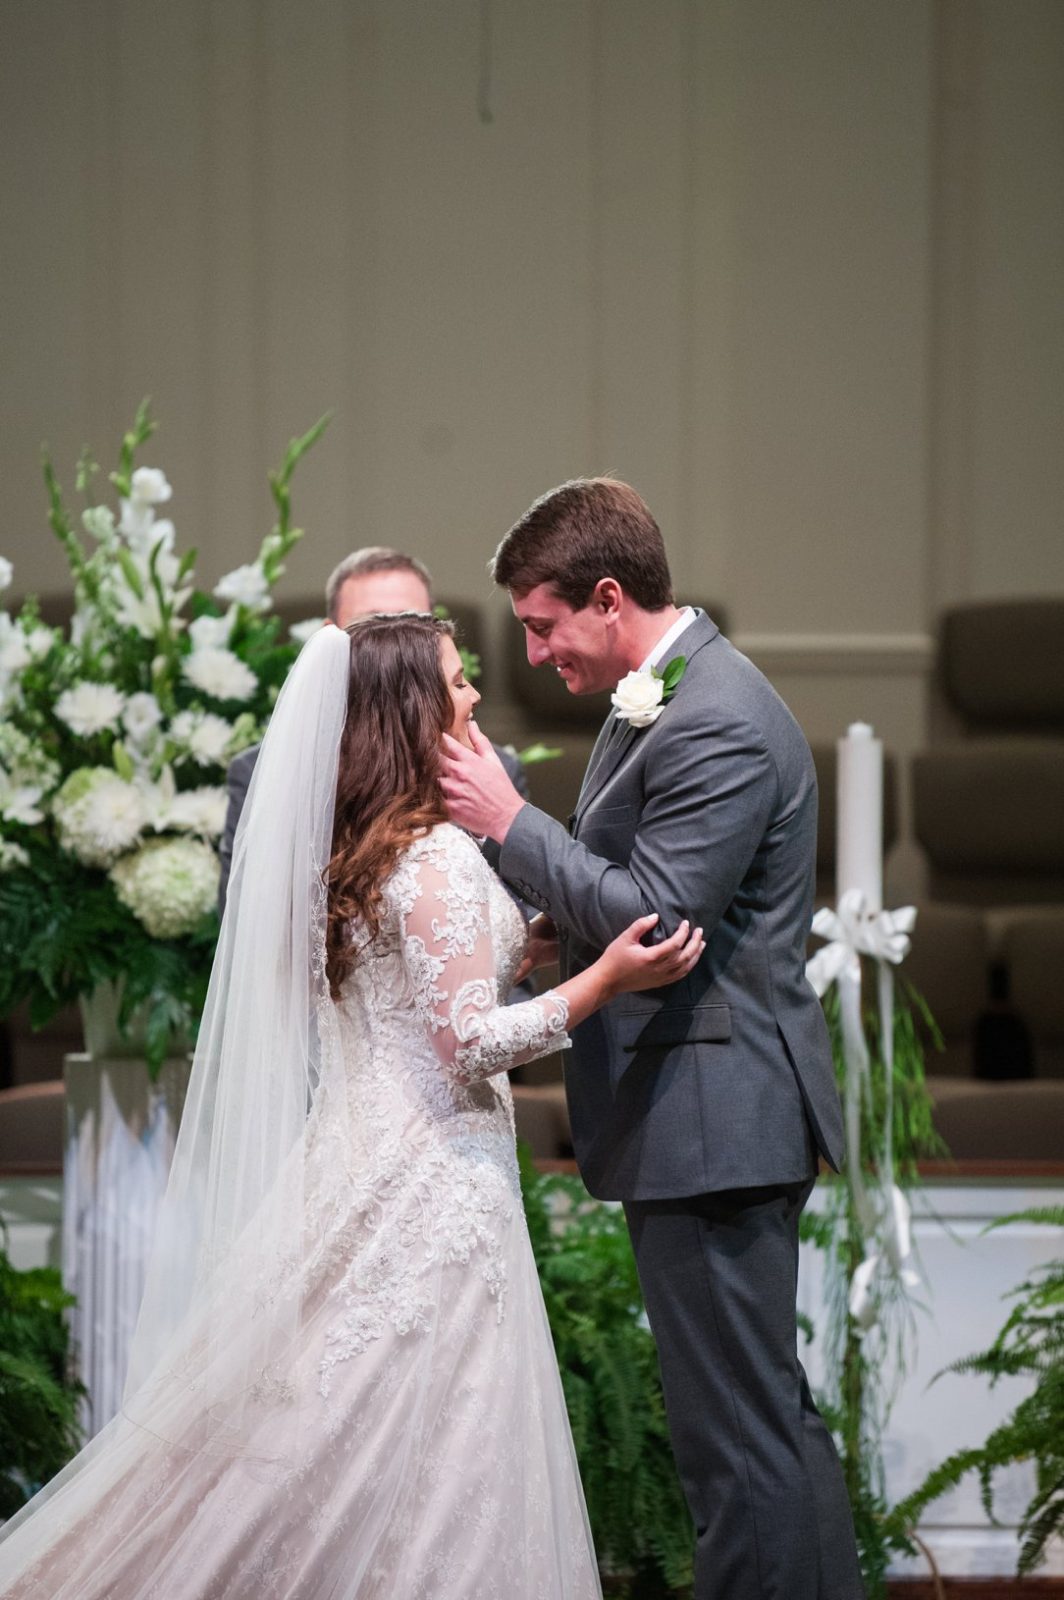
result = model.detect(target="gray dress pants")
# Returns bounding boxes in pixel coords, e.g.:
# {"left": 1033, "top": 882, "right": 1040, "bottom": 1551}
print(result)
{"left": 624, "top": 1180, "right": 865, "bottom": 1600}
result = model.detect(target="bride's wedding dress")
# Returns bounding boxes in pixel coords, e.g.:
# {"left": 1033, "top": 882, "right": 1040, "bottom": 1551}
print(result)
{"left": 0, "top": 822, "right": 601, "bottom": 1598}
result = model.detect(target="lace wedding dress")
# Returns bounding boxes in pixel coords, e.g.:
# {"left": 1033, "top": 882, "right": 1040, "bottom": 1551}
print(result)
{"left": 0, "top": 823, "right": 601, "bottom": 1599}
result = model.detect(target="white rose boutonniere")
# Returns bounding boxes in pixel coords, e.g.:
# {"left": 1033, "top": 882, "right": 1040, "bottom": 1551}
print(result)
{"left": 610, "top": 656, "right": 687, "bottom": 729}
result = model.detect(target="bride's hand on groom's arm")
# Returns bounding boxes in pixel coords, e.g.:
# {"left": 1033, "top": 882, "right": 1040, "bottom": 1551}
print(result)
{"left": 514, "top": 914, "right": 559, "bottom": 986}
{"left": 440, "top": 721, "right": 526, "bottom": 843}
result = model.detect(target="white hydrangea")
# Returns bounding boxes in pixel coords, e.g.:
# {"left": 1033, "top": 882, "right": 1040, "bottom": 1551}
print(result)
{"left": 0, "top": 838, "right": 30, "bottom": 873}
{"left": 0, "top": 724, "right": 61, "bottom": 792}
{"left": 122, "top": 691, "right": 164, "bottom": 746}
{"left": 214, "top": 563, "right": 269, "bottom": 613}
{"left": 110, "top": 836, "right": 219, "bottom": 939}
{"left": 52, "top": 767, "right": 148, "bottom": 867}
{"left": 183, "top": 647, "right": 257, "bottom": 703}
{"left": 55, "top": 680, "right": 126, "bottom": 739}
{"left": 188, "top": 611, "right": 234, "bottom": 652}
{"left": 0, "top": 557, "right": 13, "bottom": 595}
{"left": 171, "top": 709, "right": 234, "bottom": 768}
{"left": 129, "top": 467, "right": 172, "bottom": 506}
{"left": 289, "top": 617, "right": 324, "bottom": 645}
{"left": 165, "top": 785, "right": 228, "bottom": 839}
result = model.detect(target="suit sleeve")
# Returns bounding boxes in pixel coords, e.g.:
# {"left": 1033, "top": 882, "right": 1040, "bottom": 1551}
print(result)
{"left": 217, "top": 755, "right": 253, "bottom": 918}
{"left": 498, "top": 711, "right": 778, "bottom": 951}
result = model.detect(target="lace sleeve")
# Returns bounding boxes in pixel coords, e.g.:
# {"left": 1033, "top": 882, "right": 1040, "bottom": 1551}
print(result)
{"left": 396, "top": 835, "right": 570, "bottom": 1086}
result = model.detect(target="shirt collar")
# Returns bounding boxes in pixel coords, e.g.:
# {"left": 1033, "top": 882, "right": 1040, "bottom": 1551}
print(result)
{"left": 638, "top": 606, "right": 696, "bottom": 674}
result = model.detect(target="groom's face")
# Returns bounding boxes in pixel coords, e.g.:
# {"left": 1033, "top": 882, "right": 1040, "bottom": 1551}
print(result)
{"left": 511, "top": 583, "right": 616, "bottom": 696}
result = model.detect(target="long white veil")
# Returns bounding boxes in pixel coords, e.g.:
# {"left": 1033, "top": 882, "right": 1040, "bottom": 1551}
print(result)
{"left": 122, "top": 621, "right": 353, "bottom": 1459}
{"left": 1, "top": 623, "right": 353, "bottom": 1561}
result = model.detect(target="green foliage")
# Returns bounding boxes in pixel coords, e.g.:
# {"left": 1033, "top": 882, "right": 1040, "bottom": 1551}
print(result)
{"left": 0, "top": 1247, "right": 85, "bottom": 1518}
{"left": 887, "top": 1207, "right": 1064, "bottom": 1576}
{"left": 519, "top": 1148, "right": 693, "bottom": 1597}
{"left": 805, "top": 973, "right": 946, "bottom": 1597}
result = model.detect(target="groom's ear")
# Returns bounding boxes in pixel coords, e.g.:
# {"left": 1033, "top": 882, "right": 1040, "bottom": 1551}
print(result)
{"left": 593, "top": 577, "right": 624, "bottom": 619}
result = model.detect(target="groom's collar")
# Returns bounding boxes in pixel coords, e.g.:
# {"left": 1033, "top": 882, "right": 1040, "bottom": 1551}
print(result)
{"left": 637, "top": 605, "right": 696, "bottom": 673}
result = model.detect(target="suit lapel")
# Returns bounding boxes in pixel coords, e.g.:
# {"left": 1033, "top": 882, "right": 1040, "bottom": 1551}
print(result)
{"left": 573, "top": 610, "right": 720, "bottom": 828}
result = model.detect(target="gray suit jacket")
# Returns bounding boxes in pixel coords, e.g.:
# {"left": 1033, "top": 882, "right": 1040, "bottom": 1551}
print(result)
{"left": 498, "top": 611, "right": 844, "bottom": 1201}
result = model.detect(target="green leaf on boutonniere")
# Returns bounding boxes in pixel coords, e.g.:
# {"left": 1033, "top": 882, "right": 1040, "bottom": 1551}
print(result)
{"left": 656, "top": 655, "right": 686, "bottom": 699}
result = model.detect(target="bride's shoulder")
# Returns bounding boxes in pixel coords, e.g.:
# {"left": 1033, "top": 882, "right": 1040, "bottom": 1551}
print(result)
{"left": 382, "top": 823, "right": 482, "bottom": 920}
{"left": 402, "top": 821, "right": 479, "bottom": 870}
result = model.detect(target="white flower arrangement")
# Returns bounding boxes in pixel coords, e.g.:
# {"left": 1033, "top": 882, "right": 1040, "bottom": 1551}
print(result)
{"left": 0, "top": 402, "right": 330, "bottom": 1070}
{"left": 110, "top": 836, "right": 220, "bottom": 940}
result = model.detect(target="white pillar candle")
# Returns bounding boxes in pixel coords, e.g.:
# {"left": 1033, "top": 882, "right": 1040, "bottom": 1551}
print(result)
{"left": 836, "top": 721, "right": 883, "bottom": 912}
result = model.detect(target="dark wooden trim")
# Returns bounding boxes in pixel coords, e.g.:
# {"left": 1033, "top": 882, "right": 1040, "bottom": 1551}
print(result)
{"left": 916, "top": 1160, "right": 1064, "bottom": 1180}
{"left": 0, "top": 1163, "right": 63, "bottom": 1179}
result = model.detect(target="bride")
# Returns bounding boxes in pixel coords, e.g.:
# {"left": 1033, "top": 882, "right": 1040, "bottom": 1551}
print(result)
{"left": 0, "top": 614, "right": 703, "bottom": 1599}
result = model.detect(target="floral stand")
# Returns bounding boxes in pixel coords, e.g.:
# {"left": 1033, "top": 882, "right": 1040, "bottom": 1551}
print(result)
{"left": 62, "top": 1049, "right": 190, "bottom": 1435}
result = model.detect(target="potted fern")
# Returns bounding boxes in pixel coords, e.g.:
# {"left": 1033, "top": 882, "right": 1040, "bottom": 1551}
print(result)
{"left": 887, "top": 1205, "right": 1064, "bottom": 1577}
{"left": 0, "top": 1246, "right": 84, "bottom": 1518}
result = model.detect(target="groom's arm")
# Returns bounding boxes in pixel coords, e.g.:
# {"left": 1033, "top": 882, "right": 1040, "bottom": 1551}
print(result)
{"left": 499, "top": 715, "right": 777, "bottom": 952}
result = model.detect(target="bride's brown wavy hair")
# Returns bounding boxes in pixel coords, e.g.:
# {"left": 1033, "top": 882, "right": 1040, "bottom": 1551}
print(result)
{"left": 325, "top": 611, "right": 454, "bottom": 998}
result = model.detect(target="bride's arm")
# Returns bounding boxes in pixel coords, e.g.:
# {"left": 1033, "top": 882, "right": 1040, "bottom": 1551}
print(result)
{"left": 398, "top": 839, "right": 702, "bottom": 1087}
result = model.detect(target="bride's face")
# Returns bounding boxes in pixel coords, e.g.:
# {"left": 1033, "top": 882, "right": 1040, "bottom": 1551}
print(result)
{"left": 440, "top": 634, "right": 481, "bottom": 749}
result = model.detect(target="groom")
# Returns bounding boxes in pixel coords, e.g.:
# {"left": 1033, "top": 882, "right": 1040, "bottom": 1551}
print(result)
{"left": 441, "top": 479, "right": 864, "bottom": 1600}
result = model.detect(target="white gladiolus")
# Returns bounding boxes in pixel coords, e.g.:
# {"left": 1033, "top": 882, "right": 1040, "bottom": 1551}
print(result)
{"left": 0, "top": 838, "right": 30, "bottom": 873}
{"left": 82, "top": 506, "right": 117, "bottom": 544}
{"left": 55, "top": 681, "right": 126, "bottom": 739}
{"left": 188, "top": 611, "right": 234, "bottom": 652}
{"left": 610, "top": 669, "right": 665, "bottom": 729}
{"left": 183, "top": 647, "right": 258, "bottom": 703}
{"left": 0, "top": 556, "right": 13, "bottom": 594}
{"left": 0, "top": 772, "right": 46, "bottom": 826}
{"left": 171, "top": 709, "right": 235, "bottom": 768}
{"left": 165, "top": 785, "right": 229, "bottom": 839}
{"left": 24, "top": 627, "right": 55, "bottom": 661}
{"left": 52, "top": 767, "right": 148, "bottom": 866}
{"left": 0, "top": 614, "right": 32, "bottom": 678}
{"left": 214, "top": 562, "right": 269, "bottom": 613}
{"left": 110, "top": 836, "right": 219, "bottom": 939}
{"left": 123, "top": 692, "right": 164, "bottom": 746}
{"left": 289, "top": 617, "right": 325, "bottom": 645}
{"left": 129, "top": 467, "right": 173, "bottom": 506}
{"left": 0, "top": 724, "right": 61, "bottom": 793}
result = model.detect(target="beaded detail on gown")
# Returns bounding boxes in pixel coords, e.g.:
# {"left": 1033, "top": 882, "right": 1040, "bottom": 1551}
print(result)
{"left": 0, "top": 824, "right": 602, "bottom": 1599}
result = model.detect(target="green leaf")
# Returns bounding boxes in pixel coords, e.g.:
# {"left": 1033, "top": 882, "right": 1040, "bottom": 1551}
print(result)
{"left": 112, "top": 740, "right": 135, "bottom": 782}
{"left": 660, "top": 654, "right": 686, "bottom": 692}
{"left": 116, "top": 547, "right": 145, "bottom": 601}
{"left": 516, "top": 742, "right": 563, "bottom": 766}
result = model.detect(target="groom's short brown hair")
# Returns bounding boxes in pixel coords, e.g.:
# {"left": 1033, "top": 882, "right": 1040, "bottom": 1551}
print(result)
{"left": 491, "top": 478, "right": 673, "bottom": 612}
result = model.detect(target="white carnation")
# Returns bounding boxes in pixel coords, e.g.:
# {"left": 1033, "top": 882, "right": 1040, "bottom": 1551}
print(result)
{"left": 129, "top": 467, "right": 173, "bottom": 506}
{"left": 188, "top": 611, "right": 234, "bottom": 652}
{"left": 0, "top": 838, "right": 30, "bottom": 873}
{"left": 610, "top": 669, "right": 665, "bottom": 729}
{"left": 289, "top": 617, "right": 324, "bottom": 645}
{"left": 0, "top": 557, "right": 13, "bottom": 594}
{"left": 24, "top": 627, "right": 55, "bottom": 661}
{"left": 123, "top": 691, "right": 164, "bottom": 746}
{"left": 165, "top": 785, "right": 228, "bottom": 839}
{"left": 55, "top": 681, "right": 126, "bottom": 738}
{"left": 214, "top": 562, "right": 269, "bottom": 613}
{"left": 110, "top": 836, "right": 219, "bottom": 939}
{"left": 52, "top": 767, "right": 148, "bottom": 866}
{"left": 171, "top": 709, "right": 234, "bottom": 768}
{"left": 183, "top": 647, "right": 258, "bottom": 703}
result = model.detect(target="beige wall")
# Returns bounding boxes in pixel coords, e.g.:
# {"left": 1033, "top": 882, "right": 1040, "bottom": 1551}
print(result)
{"left": 2, "top": 0, "right": 1062, "bottom": 894}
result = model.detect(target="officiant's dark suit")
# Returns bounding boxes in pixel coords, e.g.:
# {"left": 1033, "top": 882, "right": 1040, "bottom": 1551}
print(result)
{"left": 455, "top": 480, "right": 863, "bottom": 1600}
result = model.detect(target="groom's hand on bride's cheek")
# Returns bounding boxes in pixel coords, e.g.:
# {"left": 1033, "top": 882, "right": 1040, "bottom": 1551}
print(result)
{"left": 440, "top": 722, "right": 526, "bottom": 844}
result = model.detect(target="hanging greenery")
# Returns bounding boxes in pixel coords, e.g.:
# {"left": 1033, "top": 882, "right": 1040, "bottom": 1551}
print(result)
{"left": 801, "top": 974, "right": 947, "bottom": 1598}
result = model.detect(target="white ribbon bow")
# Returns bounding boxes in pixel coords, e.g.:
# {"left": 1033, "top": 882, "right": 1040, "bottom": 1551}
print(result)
{"left": 807, "top": 890, "right": 920, "bottom": 1334}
